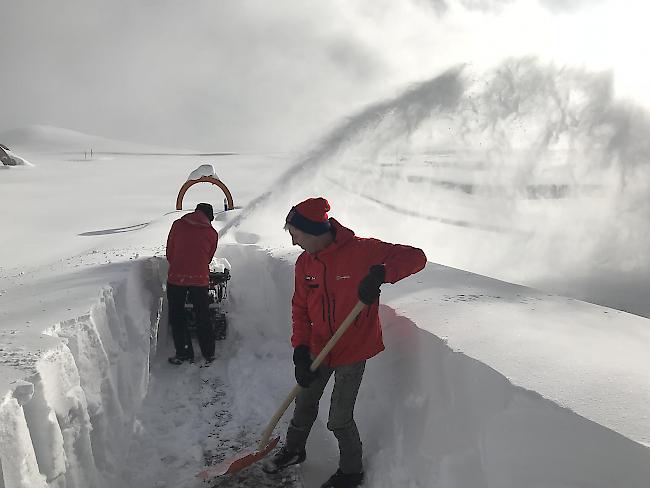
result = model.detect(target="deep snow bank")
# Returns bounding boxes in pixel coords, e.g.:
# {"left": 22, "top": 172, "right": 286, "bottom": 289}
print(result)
{"left": 0, "top": 258, "right": 165, "bottom": 488}
{"left": 362, "top": 307, "right": 650, "bottom": 487}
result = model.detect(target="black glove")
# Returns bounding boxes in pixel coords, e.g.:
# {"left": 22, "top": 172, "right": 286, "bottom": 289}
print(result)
{"left": 358, "top": 264, "right": 386, "bottom": 305}
{"left": 293, "top": 345, "right": 318, "bottom": 388}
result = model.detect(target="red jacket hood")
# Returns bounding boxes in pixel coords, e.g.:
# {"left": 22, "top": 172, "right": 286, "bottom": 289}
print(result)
{"left": 180, "top": 210, "right": 214, "bottom": 228}
{"left": 312, "top": 218, "right": 354, "bottom": 257}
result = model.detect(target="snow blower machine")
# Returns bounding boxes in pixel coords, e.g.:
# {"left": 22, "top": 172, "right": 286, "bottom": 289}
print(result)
{"left": 185, "top": 258, "right": 231, "bottom": 340}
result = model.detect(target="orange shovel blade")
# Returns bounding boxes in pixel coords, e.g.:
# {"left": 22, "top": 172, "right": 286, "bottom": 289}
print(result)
{"left": 196, "top": 436, "right": 280, "bottom": 480}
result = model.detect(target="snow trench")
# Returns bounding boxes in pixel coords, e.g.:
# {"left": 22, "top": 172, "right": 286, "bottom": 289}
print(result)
{"left": 1, "top": 246, "right": 649, "bottom": 488}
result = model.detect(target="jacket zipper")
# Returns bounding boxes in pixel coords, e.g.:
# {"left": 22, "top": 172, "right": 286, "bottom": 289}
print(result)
{"left": 315, "top": 257, "right": 334, "bottom": 336}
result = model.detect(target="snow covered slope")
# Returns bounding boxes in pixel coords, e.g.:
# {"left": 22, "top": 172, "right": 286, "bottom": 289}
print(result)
{"left": 0, "top": 125, "right": 196, "bottom": 154}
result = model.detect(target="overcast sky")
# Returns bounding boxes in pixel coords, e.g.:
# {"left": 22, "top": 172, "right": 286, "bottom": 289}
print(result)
{"left": 2, "top": 0, "right": 649, "bottom": 152}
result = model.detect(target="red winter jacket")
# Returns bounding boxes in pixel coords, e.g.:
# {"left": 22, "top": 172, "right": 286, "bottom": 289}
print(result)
{"left": 291, "top": 218, "right": 427, "bottom": 367}
{"left": 166, "top": 211, "right": 218, "bottom": 286}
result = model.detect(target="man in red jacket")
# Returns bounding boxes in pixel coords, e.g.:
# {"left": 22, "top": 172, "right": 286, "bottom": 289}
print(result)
{"left": 166, "top": 203, "right": 218, "bottom": 365}
{"left": 263, "top": 197, "right": 426, "bottom": 488}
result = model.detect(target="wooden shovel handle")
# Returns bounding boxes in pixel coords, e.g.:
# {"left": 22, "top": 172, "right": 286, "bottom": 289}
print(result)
{"left": 257, "top": 300, "right": 366, "bottom": 450}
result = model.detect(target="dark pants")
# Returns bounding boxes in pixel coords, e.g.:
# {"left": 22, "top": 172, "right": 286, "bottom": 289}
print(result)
{"left": 286, "top": 360, "right": 366, "bottom": 474}
{"left": 167, "top": 282, "right": 215, "bottom": 360}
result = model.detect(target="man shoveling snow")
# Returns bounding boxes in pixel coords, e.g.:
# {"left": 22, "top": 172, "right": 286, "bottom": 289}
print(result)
{"left": 263, "top": 197, "right": 427, "bottom": 488}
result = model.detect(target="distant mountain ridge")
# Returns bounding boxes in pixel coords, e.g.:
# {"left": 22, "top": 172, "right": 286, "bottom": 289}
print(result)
{"left": 0, "top": 125, "right": 198, "bottom": 153}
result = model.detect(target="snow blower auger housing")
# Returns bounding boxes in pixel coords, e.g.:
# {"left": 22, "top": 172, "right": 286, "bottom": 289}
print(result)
{"left": 185, "top": 258, "right": 231, "bottom": 340}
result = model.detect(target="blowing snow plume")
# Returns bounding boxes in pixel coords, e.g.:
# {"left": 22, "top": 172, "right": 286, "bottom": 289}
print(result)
{"left": 226, "top": 58, "right": 650, "bottom": 317}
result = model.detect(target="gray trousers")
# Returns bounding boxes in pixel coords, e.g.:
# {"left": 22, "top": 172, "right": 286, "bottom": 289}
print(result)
{"left": 286, "top": 360, "right": 366, "bottom": 474}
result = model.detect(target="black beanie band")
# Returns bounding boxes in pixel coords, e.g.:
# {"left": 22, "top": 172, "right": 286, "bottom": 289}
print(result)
{"left": 286, "top": 207, "right": 331, "bottom": 235}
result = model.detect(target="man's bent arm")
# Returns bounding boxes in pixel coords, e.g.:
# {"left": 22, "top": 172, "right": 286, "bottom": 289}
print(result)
{"left": 371, "top": 240, "right": 427, "bottom": 284}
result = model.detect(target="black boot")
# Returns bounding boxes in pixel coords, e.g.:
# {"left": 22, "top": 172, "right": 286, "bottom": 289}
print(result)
{"left": 168, "top": 354, "right": 194, "bottom": 365}
{"left": 262, "top": 446, "right": 306, "bottom": 474}
{"left": 320, "top": 469, "right": 364, "bottom": 488}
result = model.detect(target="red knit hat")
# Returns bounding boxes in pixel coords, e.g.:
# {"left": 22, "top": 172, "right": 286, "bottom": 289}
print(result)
{"left": 286, "top": 197, "right": 331, "bottom": 235}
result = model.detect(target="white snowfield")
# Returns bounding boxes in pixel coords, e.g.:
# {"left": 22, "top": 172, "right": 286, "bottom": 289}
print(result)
{"left": 1, "top": 118, "right": 649, "bottom": 487}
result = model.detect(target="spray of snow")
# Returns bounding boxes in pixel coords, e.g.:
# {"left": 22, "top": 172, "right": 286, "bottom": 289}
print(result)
{"left": 225, "top": 59, "right": 650, "bottom": 317}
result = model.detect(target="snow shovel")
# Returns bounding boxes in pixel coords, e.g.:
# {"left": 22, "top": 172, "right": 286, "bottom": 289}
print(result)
{"left": 197, "top": 300, "right": 367, "bottom": 480}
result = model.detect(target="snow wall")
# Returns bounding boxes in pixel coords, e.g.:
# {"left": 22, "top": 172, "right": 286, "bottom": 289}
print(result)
{"left": 1, "top": 246, "right": 649, "bottom": 487}
{"left": 0, "top": 259, "right": 165, "bottom": 488}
